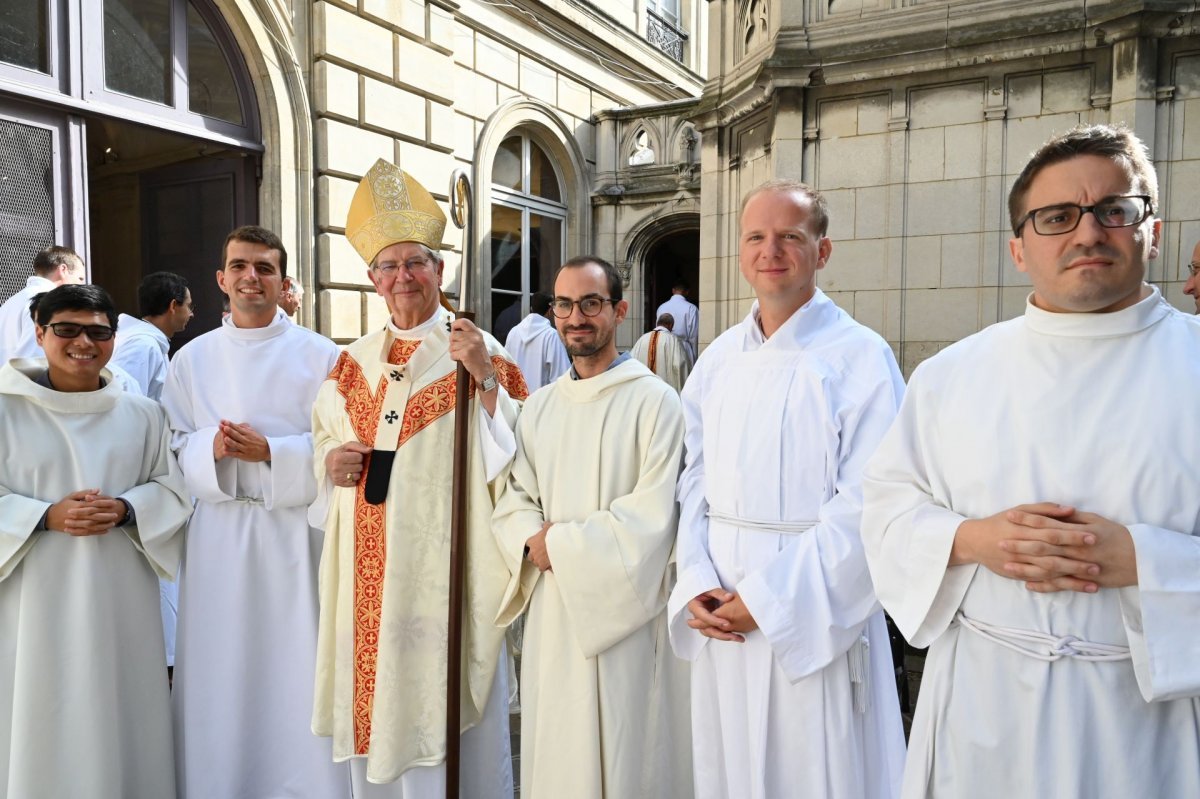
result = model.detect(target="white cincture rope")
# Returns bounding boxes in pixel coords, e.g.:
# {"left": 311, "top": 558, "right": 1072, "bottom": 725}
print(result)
{"left": 705, "top": 510, "right": 817, "bottom": 535}
{"left": 233, "top": 496, "right": 265, "bottom": 506}
{"left": 847, "top": 633, "right": 871, "bottom": 714}
{"left": 955, "top": 612, "right": 1131, "bottom": 662}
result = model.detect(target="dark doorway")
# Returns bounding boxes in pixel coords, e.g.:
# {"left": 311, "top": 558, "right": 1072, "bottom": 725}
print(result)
{"left": 87, "top": 116, "right": 257, "bottom": 353}
{"left": 642, "top": 228, "right": 699, "bottom": 332}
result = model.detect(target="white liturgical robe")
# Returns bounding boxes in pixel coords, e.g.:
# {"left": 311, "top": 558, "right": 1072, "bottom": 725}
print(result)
{"left": 630, "top": 325, "right": 690, "bottom": 392}
{"left": 310, "top": 307, "right": 526, "bottom": 796}
{"left": 0, "top": 360, "right": 191, "bottom": 799}
{"left": 493, "top": 358, "right": 692, "bottom": 799}
{"left": 505, "top": 312, "right": 571, "bottom": 393}
{"left": 862, "top": 286, "right": 1200, "bottom": 798}
{"left": 112, "top": 314, "right": 179, "bottom": 665}
{"left": 667, "top": 290, "right": 907, "bottom": 799}
{"left": 656, "top": 293, "right": 699, "bottom": 363}
{"left": 112, "top": 313, "right": 170, "bottom": 400}
{"left": 163, "top": 311, "right": 349, "bottom": 799}
{"left": 0, "top": 274, "right": 55, "bottom": 363}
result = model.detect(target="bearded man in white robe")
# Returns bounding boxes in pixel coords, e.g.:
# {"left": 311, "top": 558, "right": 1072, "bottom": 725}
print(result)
{"left": 630, "top": 312, "right": 690, "bottom": 392}
{"left": 163, "top": 225, "right": 348, "bottom": 799}
{"left": 668, "top": 180, "right": 906, "bottom": 799}
{"left": 310, "top": 159, "right": 527, "bottom": 798}
{"left": 863, "top": 125, "right": 1200, "bottom": 798}
{"left": 494, "top": 256, "right": 691, "bottom": 798}
{"left": 0, "top": 284, "right": 191, "bottom": 798}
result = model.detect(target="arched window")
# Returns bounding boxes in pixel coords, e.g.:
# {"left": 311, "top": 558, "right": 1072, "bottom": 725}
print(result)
{"left": 0, "top": 0, "right": 258, "bottom": 146}
{"left": 489, "top": 132, "right": 567, "bottom": 340}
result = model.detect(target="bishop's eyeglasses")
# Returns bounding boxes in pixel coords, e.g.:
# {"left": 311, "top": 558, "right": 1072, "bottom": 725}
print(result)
{"left": 1015, "top": 195, "right": 1153, "bottom": 237}
{"left": 41, "top": 322, "right": 116, "bottom": 341}
{"left": 1187, "top": 262, "right": 1200, "bottom": 279}
{"left": 373, "top": 257, "right": 434, "bottom": 276}
{"left": 550, "top": 296, "right": 618, "bottom": 318}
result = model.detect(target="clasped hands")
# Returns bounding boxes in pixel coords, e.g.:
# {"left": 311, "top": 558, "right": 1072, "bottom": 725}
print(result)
{"left": 46, "top": 489, "right": 126, "bottom": 536}
{"left": 213, "top": 419, "right": 270, "bottom": 462}
{"left": 686, "top": 589, "right": 758, "bottom": 643}
{"left": 952, "top": 502, "right": 1138, "bottom": 593}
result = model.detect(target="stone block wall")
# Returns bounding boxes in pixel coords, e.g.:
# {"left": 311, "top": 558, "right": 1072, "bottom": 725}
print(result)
{"left": 309, "top": 0, "right": 705, "bottom": 342}
{"left": 699, "top": 32, "right": 1200, "bottom": 374}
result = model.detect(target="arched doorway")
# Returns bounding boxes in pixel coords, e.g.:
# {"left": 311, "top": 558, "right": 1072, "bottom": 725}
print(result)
{"left": 639, "top": 222, "right": 700, "bottom": 334}
{"left": 0, "top": 0, "right": 262, "bottom": 347}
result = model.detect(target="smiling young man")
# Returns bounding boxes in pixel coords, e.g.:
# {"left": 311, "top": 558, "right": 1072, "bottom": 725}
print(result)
{"left": 863, "top": 125, "right": 1200, "bottom": 797}
{"left": 309, "top": 159, "right": 527, "bottom": 798}
{"left": 667, "top": 180, "right": 906, "bottom": 799}
{"left": 0, "top": 284, "right": 192, "bottom": 798}
{"left": 162, "top": 226, "right": 347, "bottom": 799}
{"left": 493, "top": 256, "right": 691, "bottom": 798}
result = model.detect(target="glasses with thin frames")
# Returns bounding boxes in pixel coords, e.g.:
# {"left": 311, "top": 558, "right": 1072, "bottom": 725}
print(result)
{"left": 42, "top": 322, "right": 116, "bottom": 341}
{"left": 374, "top": 258, "right": 434, "bottom": 277}
{"left": 550, "top": 297, "right": 617, "bottom": 318}
{"left": 1016, "top": 195, "right": 1153, "bottom": 236}
{"left": 1187, "top": 262, "right": 1200, "bottom": 279}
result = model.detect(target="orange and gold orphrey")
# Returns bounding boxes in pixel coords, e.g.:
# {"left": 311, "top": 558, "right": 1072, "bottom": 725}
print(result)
{"left": 328, "top": 340, "right": 530, "bottom": 755}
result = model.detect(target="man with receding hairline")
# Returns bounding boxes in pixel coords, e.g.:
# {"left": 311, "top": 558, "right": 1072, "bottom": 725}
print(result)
{"left": 863, "top": 124, "right": 1200, "bottom": 797}
{"left": 669, "top": 179, "right": 906, "bottom": 799}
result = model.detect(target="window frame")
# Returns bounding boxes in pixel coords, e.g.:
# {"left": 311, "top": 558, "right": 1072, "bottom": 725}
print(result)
{"left": 488, "top": 132, "right": 568, "bottom": 323}
{"left": 0, "top": 0, "right": 260, "bottom": 152}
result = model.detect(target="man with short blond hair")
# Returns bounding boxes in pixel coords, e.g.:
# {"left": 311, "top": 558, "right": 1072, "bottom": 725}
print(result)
{"left": 669, "top": 178, "right": 906, "bottom": 799}
{"left": 863, "top": 124, "right": 1200, "bottom": 797}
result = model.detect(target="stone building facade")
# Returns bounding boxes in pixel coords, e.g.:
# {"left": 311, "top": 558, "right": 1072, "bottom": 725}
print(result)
{"left": 0, "top": 0, "right": 708, "bottom": 349}
{"left": 694, "top": 1, "right": 1200, "bottom": 373}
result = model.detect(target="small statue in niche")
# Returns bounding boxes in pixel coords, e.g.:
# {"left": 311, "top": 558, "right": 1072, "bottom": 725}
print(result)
{"left": 629, "top": 129, "right": 656, "bottom": 166}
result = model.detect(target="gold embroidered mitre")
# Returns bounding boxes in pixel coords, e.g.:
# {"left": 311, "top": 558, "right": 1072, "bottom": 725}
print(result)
{"left": 345, "top": 159, "right": 446, "bottom": 265}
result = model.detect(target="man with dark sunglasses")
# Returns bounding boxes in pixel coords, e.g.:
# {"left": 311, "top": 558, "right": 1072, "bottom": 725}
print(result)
{"left": 0, "top": 284, "right": 191, "bottom": 798}
{"left": 864, "top": 124, "right": 1200, "bottom": 797}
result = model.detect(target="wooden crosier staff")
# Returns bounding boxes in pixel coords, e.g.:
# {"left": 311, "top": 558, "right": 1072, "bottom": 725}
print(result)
{"left": 445, "top": 168, "right": 473, "bottom": 799}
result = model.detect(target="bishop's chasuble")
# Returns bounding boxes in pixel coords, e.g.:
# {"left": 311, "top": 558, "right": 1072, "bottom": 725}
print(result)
{"left": 310, "top": 307, "right": 527, "bottom": 792}
{"left": 163, "top": 311, "right": 348, "bottom": 799}
{"left": 493, "top": 358, "right": 692, "bottom": 799}
{"left": 862, "top": 287, "right": 1200, "bottom": 798}
{"left": 667, "top": 290, "right": 907, "bottom": 799}
{"left": 0, "top": 360, "right": 191, "bottom": 799}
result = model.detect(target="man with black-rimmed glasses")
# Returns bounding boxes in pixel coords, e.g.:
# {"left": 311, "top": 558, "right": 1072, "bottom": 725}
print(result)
{"left": 863, "top": 124, "right": 1200, "bottom": 797}
{"left": 493, "top": 255, "right": 692, "bottom": 798}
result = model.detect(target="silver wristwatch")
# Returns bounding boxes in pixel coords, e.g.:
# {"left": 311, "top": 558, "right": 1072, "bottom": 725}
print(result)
{"left": 479, "top": 372, "right": 498, "bottom": 393}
